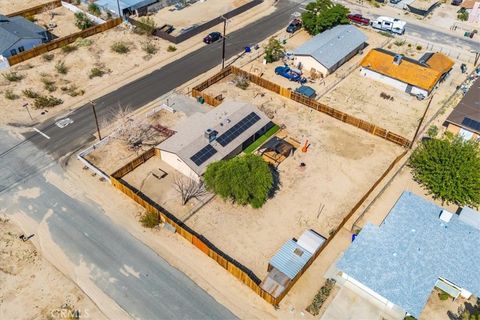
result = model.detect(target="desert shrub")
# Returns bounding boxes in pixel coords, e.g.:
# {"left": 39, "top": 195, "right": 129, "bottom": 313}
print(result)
{"left": 167, "top": 45, "right": 177, "bottom": 52}
{"left": 61, "top": 44, "right": 78, "bottom": 54}
{"left": 55, "top": 61, "right": 68, "bottom": 74}
{"left": 427, "top": 125, "right": 438, "bottom": 138}
{"left": 74, "top": 12, "right": 94, "bottom": 30}
{"left": 137, "top": 16, "right": 157, "bottom": 35}
{"left": 41, "top": 77, "right": 57, "bottom": 92}
{"left": 379, "top": 31, "right": 394, "bottom": 38}
{"left": 458, "top": 11, "right": 469, "bottom": 21}
{"left": 2, "top": 72, "right": 24, "bottom": 82}
{"left": 408, "top": 43, "right": 412, "bottom": 48}
{"left": 89, "top": 67, "right": 106, "bottom": 79}
{"left": 111, "top": 41, "right": 130, "bottom": 54}
{"left": 4, "top": 90, "right": 19, "bottom": 100}
{"left": 88, "top": 3, "right": 101, "bottom": 16}
{"left": 394, "top": 40, "right": 406, "bottom": 46}
{"left": 33, "top": 95, "right": 63, "bottom": 109}
{"left": 60, "top": 84, "right": 85, "bottom": 97}
{"left": 233, "top": 75, "right": 249, "bottom": 89}
{"left": 263, "top": 37, "right": 285, "bottom": 63}
{"left": 22, "top": 89, "right": 40, "bottom": 99}
{"left": 306, "top": 278, "right": 336, "bottom": 315}
{"left": 75, "top": 37, "right": 93, "bottom": 47}
{"left": 42, "top": 53, "right": 55, "bottom": 61}
{"left": 141, "top": 41, "right": 158, "bottom": 55}
{"left": 438, "top": 290, "right": 450, "bottom": 300}
{"left": 416, "top": 45, "right": 422, "bottom": 50}
{"left": 140, "top": 211, "right": 160, "bottom": 228}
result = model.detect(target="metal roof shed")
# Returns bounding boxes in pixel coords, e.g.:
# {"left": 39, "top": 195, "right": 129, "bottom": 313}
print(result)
{"left": 269, "top": 240, "right": 312, "bottom": 279}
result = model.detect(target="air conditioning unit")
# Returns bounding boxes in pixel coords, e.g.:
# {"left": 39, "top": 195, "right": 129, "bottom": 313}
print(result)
{"left": 439, "top": 209, "right": 453, "bottom": 223}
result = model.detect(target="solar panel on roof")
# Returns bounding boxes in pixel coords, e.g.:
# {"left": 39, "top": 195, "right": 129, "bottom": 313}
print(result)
{"left": 461, "top": 117, "right": 480, "bottom": 132}
{"left": 216, "top": 112, "right": 261, "bottom": 147}
{"left": 190, "top": 145, "right": 217, "bottom": 166}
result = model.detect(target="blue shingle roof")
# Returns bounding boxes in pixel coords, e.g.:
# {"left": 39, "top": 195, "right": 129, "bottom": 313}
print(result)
{"left": 337, "top": 192, "right": 480, "bottom": 318}
{"left": 293, "top": 24, "right": 367, "bottom": 70}
{"left": 270, "top": 239, "right": 312, "bottom": 279}
{"left": 0, "top": 14, "right": 45, "bottom": 54}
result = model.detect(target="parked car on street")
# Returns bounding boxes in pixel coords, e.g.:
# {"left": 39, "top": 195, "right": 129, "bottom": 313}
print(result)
{"left": 274, "top": 65, "right": 307, "bottom": 83}
{"left": 203, "top": 32, "right": 222, "bottom": 44}
{"left": 347, "top": 14, "right": 370, "bottom": 26}
{"left": 286, "top": 18, "right": 302, "bottom": 33}
{"left": 451, "top": 0, "right": 462, "bottom": 5}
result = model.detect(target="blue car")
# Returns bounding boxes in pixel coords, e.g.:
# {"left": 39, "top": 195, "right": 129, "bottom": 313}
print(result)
{"left": 274, "top": 66, "right": 306, "bottom": 83}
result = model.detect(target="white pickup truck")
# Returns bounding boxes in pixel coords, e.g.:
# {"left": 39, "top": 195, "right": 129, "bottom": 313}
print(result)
{"left": 370, "top": 16, "right": 406, "bottom": 35}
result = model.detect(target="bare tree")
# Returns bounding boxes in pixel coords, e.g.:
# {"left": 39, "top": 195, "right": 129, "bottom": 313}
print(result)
{"left": 107, "top": 105, "right": 152, "bottom": 147}
{"left": 173, "top": 174, "right": 207, "bottom": 205}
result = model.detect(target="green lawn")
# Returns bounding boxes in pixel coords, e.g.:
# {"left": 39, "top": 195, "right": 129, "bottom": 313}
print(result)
{"left": 243, "top": 124, "right": 280, "bottom": 154}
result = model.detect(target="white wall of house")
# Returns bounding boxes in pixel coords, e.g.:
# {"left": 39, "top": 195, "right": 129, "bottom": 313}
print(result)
{"left": 62, "top": 1, "right": 105, "bottom": 24}
{"left": 360, "top": 67, "right": 429, "bottom": 97}
{"left": 159, "top": 150, "right": 201, "bottom": 182}
{"left": 294, "top": 55, "right": 329, "bottom": 76}
{"left": 2, "top": 38, "right": 43, "bottom": 57}
{"left": 0, "top": 55, "right": 10, "bottom": 70}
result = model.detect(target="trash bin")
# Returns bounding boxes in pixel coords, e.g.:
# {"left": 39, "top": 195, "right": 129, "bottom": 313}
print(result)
{"left": 245, "top": 46, "right": 251, "bottom": 53}
{"left": 197, "top": 96, "right": 205, "bottom": 104}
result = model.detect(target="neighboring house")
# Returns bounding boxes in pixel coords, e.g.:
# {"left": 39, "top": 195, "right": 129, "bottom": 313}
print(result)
{"left": 336, "top": 192, "right": 480, "bottom": 319}
{"left": 95, "top": 0, "right": 158, "bottom": 16}
{"left": 360, "top": 48, "right": 454, "bottom": 98}
{"left": 469, "top": 2, "right": 480, "bottom": 23}
{"left": 406, "top": 0, "right": 439, "bottom": 16}
{"left": 292, "top": 25, "right": 367, "bottom": 77}
{"left": 445, "top": 77, "right": 480, "bottom": 140}
{"left": 157, "top": 101, "right": 272, "bottom": 181}
{"left": 260, "top": 229, "right": 326, "bottom": 298}
{"left": 0, "top": 14, "right": 48, "bottom": 58}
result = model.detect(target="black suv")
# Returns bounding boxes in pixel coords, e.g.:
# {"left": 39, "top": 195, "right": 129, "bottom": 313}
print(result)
{"left": 203, "top": 32, "right": 222, "bottom": 44}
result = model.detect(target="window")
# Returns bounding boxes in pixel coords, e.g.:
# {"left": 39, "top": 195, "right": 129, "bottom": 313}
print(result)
{"left": 18, "top": 46, "right": 25, "bottom": 52}
{"left": 10, "top": 49, "right": 17, "bottom": 56}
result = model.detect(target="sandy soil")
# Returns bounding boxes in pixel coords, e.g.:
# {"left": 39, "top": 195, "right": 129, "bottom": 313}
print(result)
{"left": 35, "top": 6, "right": 79, "bottom": 38}
{"left": 150, "top": 0, "right": 251, "bottom": 35}
{"left": 0, "top": 0, "right": 49, "bottom": 15}
{"left": 420, "top": 288, "right": 477, "bottom": 320}
{"left": 0, "top": 217, "right": 106, "bottom": 320}
{"left": 87, "top": 109, "right": 185, "bottom": 174}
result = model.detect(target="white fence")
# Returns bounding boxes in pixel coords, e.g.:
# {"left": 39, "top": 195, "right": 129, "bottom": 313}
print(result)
{"left": 61, "top": 1, "right": 105, "bottom": 25}
{"left": 77, "top": 136, "right": 112, "bottom": 182}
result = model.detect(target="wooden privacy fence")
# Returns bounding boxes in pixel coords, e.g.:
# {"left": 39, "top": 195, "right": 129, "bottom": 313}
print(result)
{"left": 6, "top": 0, "right": 61, "bottom": 17}
{"left": 192, "top": 66, "right": 412, "bottom": 148}
{"left": 110, "top": 149, "right": 278, "bottom": 306}
{"left": 7, "top": 18, "right": 122, "bottom": 66}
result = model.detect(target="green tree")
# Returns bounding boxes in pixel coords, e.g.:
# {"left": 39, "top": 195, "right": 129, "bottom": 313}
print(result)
{"left": 74, "top": 12, "right": 94, "bottom": 30}
{"left": 301, "top": 0, "right": 350, "bottom": 35}
{"left": 204, "top": 154, "right": 273, "bottom": 208}
{"left": 409, "top": 135, "right": 480, "bottom": 206}
{"left": 263, "top": 37, "right": 285, "bottom": 63}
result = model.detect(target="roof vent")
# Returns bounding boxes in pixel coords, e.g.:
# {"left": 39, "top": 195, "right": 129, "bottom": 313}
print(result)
{"left": 439, "top": 209, "right": 453, "bottom": 223}
{"left": 293, "top": 248, "right": 304, "bottom": 257}
{"left": 393, "top": 54, "right": 403, "bottom": 65}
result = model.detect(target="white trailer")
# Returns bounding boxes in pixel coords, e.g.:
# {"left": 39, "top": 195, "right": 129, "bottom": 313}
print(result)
{"left": 370, "top": 16, "right": 406, "bottom": 35}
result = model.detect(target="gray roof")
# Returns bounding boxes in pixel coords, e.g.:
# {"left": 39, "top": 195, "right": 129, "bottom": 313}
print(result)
{"left": 270, "top": 239, "right": 312, "bottom": 279}
{"left": 158, "top": 101, "right": 271, "bottom": 176}
{"left": 0, "top": 14, "right": 45, "bottom": 53}
{"left": 445, "top": 77, "right": 480, "bottom": 134}
{"left": 337, "top": 192, "right": 480, "bottom": 318}
{"left": 293, "top": 25, "right": 367, "bottom": 70}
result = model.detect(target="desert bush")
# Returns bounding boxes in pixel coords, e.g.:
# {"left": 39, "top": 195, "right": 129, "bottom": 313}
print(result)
{"left": 137, "top": 16, "right": 157, "bottom": 35}
{"left": 140, "top": 211, "right": 160, "bottom": 228}
{"left": 41, "top": 77, "right": 57, "bottom": 92}
{"left": 111, "top": 41, "right": 130, "bottom": 54}
{"left": 416, "top": 45, "right": 422, "bottom": 50}
{"left": 75, "top": 37, "right": 93, "bottom": 47}
{"left": 458, "top": 11, "right": 469, "bottom": 21}
{"left": 55, "top": 61, "right": 68, "bottom": 74}
{"left": 379, "top": 31, "right": 394, "bottom": 38}
{"left": 141, "top": 41, "right": 158, "bottom": 55}
{"left": 33, "top": 95, "right": 63, "bottom": 109}
{"left": 167, "top": 45, "right": 177, "bottom": 52}
{"left": 22, "top": 89, "right": 40, "bottom": 99}
{"left": 60, "top": 84, "right": 85, "bottom": 97}
{"left": 61, "top": 44, "right": 78, "bottom": 54}
{"left": 4, "top": 90, "right": 19, "bottom": 100}
{"left": 233, "top": 75, "right": 249, "bottom": 90}
{"left": 2, "top": 72, "right": 24, "bottom": 82}
{"left": 306, "top": 278, "right": 336, "bottom": 316}
{"left": 88, "top": 3, "right": 101, "bottom": 16}
{"left": 394, "top": 40, "right": 406, "bottom": 46}
{"left": 74, "top": 12, "right": 94, "bottom": 30}
{"left": 438, "top": 290, "right": 450, "bottom": 300}
{"left": 263, "top": 37, "right": 285, "bottom": 63}
{"left": 89, "top": 67, "right": 106, "bottom": 79}
{"left": 42, "top": 53, "right": 55, "bottom": 61}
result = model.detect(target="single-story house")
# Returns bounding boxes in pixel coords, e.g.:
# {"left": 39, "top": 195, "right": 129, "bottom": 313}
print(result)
{"left": 292, "top": 24, "right": 367, "bottom": 77}
{"left": 95, "top": 0, "right": 158, "bottom": 16}
{"left": 0, "top": 14, "right": 48, "bottom": 58}
{"left": 360, "top": 48, "right": 454, "bottom": 97}
{"left": 445, "top": 77, "right": 480, "bottom": 140}
{"left": 336, "top": 192, "right": 480, "bottom": 319}
{"left": 260, "top": 229, "right": 326, "bottom": 298}
{"left": 406, "top": 0, "right": 440, "bottom": 16}
{"left": 157, "top": 101, "right": 272, "bottom": 181}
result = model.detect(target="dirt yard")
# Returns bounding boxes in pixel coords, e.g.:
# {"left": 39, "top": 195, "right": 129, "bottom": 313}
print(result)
{"left": 35, "top": 5, "right": 80, "bottom": 38}
{"left": 86, "top": 108, "right": 186, "bottom": 174}
{"left": 0, "top": 0, "right": 49, "bottom": 15}
{"left": 150, "top": 0, "right": 252, "bottom": 36}
{"left": 0, "top": 216, "right": 106, "bottom": 320}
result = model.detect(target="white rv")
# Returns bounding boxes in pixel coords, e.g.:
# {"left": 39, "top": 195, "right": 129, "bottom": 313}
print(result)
{"left": 370, "top": 16, "right": 406, "bottom": 34}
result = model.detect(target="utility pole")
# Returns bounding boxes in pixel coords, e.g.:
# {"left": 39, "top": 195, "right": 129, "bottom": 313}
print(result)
{"left": 221, "top": 16, "right": 227, "bottom": 69}
{"left": 23, "top": 103, "right": 33, "bottom": 121}
{"left": 116, "top": 0, "right": 122, "bottom": 19}
{"left": 90, "top": 100, "right": 102, "bottom": 141}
